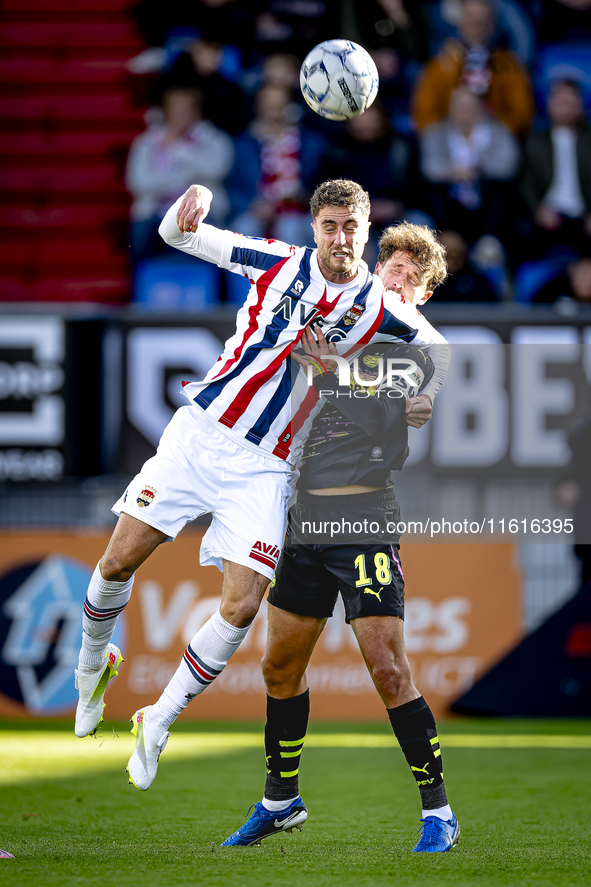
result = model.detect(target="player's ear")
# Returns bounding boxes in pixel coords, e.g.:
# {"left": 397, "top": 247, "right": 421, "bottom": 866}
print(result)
{"left": 374, "top": 261, "right": 382, "bottom": 275}
{"left": 311, "top": 220, "right": 318, "bottom": 244}
{"left": 418, "top": 291, "right": 433, "bottom": 305}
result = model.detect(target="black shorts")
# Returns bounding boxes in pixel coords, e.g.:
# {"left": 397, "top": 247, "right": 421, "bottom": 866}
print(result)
{"left": 268, "top": 489, "right": 405, "bottom": 623}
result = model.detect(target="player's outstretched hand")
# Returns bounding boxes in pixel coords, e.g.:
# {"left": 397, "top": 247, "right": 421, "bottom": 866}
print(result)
{"left": 292, "top": 325, "right": 339, "bottom": 377}
{"left": 176, "top": 185, "right": 213, "bottom": 233}
{"left": 406, "top": 393, "right": 432, "bottom": 428}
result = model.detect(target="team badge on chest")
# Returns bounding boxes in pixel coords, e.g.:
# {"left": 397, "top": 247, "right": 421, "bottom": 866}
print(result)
{"left": 137, "top": 486, "right": 157, "bottom": 507}
{"left": 343, "top": 305, "right": 365, "bottom": 325}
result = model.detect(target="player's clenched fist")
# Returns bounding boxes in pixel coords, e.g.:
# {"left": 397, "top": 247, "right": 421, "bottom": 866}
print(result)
{"left": 405, "top": 393, "right": 432, "bottom": 428}
{"left": 176, "top": 184, "right": 213, "bottom": 233}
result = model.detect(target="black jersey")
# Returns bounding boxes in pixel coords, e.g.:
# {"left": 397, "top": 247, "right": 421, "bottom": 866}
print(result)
{"left": 298, "top": 342, "right": 433, "bottom": 490}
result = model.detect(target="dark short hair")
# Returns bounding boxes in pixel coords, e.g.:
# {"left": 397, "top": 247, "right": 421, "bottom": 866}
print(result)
{"left": 310, "top": 179, "right": 371, "bottom": 220}
{"left": 378, "top": 222, "right": 447, "bottom": 290}
{"left": 550, "top": 78, "right": 583, "bottom": 95}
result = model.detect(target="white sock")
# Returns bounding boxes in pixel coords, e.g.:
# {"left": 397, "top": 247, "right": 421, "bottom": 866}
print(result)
{"left": 422, "top": 804, "right": 453, "bottom": 821}
{"left": 150, "top": 609, "right": 249, "bottom": 729}
{"left": 78, "top": 563, "right": 134, "bottom": 673}
{"left": 262, "top": 797, "right": 298, "bottom": 812}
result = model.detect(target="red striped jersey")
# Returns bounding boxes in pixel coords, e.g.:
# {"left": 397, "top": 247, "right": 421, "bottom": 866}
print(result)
{"left": 160, "top": 207, "right": 445, "bottom": 463}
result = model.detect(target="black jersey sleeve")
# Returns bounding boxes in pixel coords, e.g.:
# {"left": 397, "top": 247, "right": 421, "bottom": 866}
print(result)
{"left": 311, "top": 372, "right": 406, "bottom": 437}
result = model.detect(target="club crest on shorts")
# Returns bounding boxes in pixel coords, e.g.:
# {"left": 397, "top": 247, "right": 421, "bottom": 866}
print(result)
{"left": 249, "top": 541, "right": 280, "bottom": 571}
{"left": 137, "top": 486, "right": 157, "bottom": 507}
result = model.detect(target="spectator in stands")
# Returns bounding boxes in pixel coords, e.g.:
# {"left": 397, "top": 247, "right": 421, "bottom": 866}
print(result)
{"left": 419, "top": 86, "right": 519, "bottom": 243}
{"left": 412, "top": 0, "right": 534, "bottom": 136}
{"left": 347, "top": 0, "right": 426, "bottom": 61}
{"left": 423, "top": 0, "right": 535, "bottom": 67}
{"left": 533, "top": 257, "right": 591, "bottom": 306}
{"left": 126, "top": 87, "right": 234, "bottom": 261}
{"left": 241, "top": 53, "right": 301, "bottom": 100}
{"left": 436, "top": 230, "right": 497, "bottom": 301}
{"left": 340, "top": 1, "right": 427, "bottom": 123}
{"left": 229, "top": 83, "right": 325, "bottom": 246}
{"left": 254, "top": 0, "right": 335, "bottom": 58}
{"left": 156, "top": 37, "right": 250, "bottom": 134}
{"left": 523, "top": 80, "right": 591, "bottom": 259}
{"left": 368, "top": 47, "right": 412, "bottom": 125}
{"left": 131, "top": 0, "right": 256, "bottom": 67}
{"left": 261, "top": 53, "right": 300, "bottom": 91}
{"left": 322, "top": 102, "right": 416, "bottom": 230}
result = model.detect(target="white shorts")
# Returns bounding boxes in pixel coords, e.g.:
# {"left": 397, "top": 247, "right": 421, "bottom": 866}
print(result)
{"left": 112, "top": 406, "right": 291, "bottom": 579}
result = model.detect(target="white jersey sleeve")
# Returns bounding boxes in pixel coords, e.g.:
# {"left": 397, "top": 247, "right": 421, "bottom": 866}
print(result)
{"left": 158, "top": 196, "right": 294, "bottom": 278}
{"left": 419, "top": 342, "right": 450, "bottom": 403}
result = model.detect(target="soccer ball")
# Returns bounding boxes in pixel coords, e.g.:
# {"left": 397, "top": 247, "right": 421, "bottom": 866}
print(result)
{"left": 300, "top": 39, "right": 379, "bottom": 122}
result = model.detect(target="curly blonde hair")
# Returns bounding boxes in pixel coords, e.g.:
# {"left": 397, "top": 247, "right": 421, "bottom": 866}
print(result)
{"left": 378, "top": 222, "right": 447, "bottom": 290}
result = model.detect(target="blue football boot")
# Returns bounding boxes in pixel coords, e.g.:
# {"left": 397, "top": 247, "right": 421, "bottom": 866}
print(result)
{"left": 221, "top": 797, "right": 307, "bottom": 846}
{"left": 412, "top": 813, "right": 460, "bottom": 852}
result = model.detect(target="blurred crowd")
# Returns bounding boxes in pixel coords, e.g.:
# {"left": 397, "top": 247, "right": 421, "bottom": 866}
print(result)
{"left": 124, "top": 0, "right": 591, "bottom": 307}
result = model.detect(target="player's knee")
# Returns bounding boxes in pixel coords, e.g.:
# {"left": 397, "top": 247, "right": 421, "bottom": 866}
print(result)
{"left": 371, "top": 657, "right": 413, "bottom": 702}
{"left": 261, "top": 655, "right": 299, "bottom": 697}
{"left": 100, "top": 555, "right": 134, "bottom": 583}
{"left": 220, "top": 592, "right": 261, "bottom": 628}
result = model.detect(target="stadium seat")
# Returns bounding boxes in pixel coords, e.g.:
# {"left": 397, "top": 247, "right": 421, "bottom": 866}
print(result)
{"left": 0, "top": 237, "right": 126, "bottom": 267}
{"left": 0, "top": 22, "right": 142, "bottom": 50}
{"left": 34, "top": 275, "right": 129, "bottom": 301}
{"left": 0, "top": 206, "right": 125, "bottom": 229}
{"left": 2, "top": 0, "right": 136, "bottom": 9}
{"left": 0, "top": 94, "right": 144, "bottom": 122}
{"left": 0, "top": 131, "right": 140, "bottom": 158}
{"left": 0, "top": 166, "right": 123, "bottom": 192}
{"left": 0, "top": 56, "right": 130, "bottom": 85}
{"left": 0, "top": 274, "right": 129, "bottom": 302}
{"left": 224, "top": 271, "right": 251, "bottom": 306}
{"left": 134, "top": 256, "right": 222, "bottom": 309}
{"left": 0, "top": 0, "right": 147, "bottom": 303}
{"left": 513, "top": 257, "right": 572, "bottom": 303}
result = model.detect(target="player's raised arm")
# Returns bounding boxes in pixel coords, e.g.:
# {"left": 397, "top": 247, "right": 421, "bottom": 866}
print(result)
{"left": 176, "top": 184, "right": 212, "bottom": 233}
{"left": 159, "top": 184, "right": 295, "bottom": 277}
{"left": 410, "top": 340, "right": 450, "bottom": 407}
{"left": 159, "top": 184, "right": 213, "bottom": 247}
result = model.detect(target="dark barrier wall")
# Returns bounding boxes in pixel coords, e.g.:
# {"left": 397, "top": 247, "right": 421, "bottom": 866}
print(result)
{"left": 1, "top": 306, "right": 591, "bottom": 482}
{"left": 0, "top": 315, "right": 105, "bottom": 481}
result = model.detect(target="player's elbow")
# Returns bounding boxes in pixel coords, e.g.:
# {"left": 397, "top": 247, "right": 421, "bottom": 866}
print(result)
{"left": 158, "top": 217, "right": 181, "bottom": 246}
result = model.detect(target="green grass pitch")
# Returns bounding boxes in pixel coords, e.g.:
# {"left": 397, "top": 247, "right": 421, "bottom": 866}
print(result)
{"left": 1, "top": 718, "right": 590, "bottom": 887}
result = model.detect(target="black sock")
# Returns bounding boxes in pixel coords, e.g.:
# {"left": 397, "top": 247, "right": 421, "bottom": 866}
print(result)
{"left": 264, "top": 690, "right": 309, "bottom": 803}
{"left": 387, "top": 696, "right": 448, "bottom": 812}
